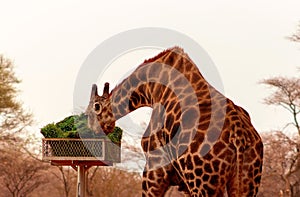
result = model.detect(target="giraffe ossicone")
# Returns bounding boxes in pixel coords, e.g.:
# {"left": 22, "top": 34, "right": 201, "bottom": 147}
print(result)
{"left": 86, "top": 46, "right": 263, "bottom": 197}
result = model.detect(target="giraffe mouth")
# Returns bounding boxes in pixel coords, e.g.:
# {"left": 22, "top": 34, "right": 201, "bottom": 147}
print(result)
{"left": 102, "top": 123, "right": 115, "bottom": 134}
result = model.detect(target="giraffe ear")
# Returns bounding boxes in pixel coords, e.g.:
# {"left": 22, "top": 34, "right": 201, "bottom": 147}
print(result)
{"left": 90, "top": 84, "right": 98, "bottom": 100}
{"left": 103, "top": 82, "right": 110, "bottom": 98}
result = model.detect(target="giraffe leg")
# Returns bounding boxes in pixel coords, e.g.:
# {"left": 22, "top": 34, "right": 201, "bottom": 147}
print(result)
{"left": 240, "top": 143, "right": 263, "bottom": 197}
{"left": 142, "top": 166, "right": 170, "bottom": 197}
{"left": 227, "top": 143, "right": 263, "bottom": 197}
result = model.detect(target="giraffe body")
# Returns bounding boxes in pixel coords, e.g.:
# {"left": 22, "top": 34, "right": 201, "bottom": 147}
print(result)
{"left": 86, "top": 47, "right": 263, "bottom": 197}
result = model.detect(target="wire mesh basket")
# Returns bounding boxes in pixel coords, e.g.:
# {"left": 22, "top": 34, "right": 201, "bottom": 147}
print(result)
{"left": 42, "top": 138, "right": 120, "bottom": 163}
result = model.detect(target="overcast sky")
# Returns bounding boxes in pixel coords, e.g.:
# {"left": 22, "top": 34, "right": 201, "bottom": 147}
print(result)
{"left": 1, "top": 0, "right": 300, "bottom": 138}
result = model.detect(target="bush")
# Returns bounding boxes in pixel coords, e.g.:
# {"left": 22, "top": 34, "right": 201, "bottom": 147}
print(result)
{"left": 41, "top": 123, "right": 64, "bottom": 138}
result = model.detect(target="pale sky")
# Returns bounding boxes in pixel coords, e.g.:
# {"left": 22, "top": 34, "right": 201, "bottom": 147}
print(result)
{"left": 1, "top": 0, "right": 300, "bottom": 139}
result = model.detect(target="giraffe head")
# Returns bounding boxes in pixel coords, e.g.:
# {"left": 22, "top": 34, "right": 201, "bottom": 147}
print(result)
{"left": 86, "top": 83, "right": 116, "bottom": 134}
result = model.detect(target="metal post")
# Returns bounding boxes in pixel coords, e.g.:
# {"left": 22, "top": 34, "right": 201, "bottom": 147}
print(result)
{"left": 77, "top": 165, "right": 86, "bottom": 197}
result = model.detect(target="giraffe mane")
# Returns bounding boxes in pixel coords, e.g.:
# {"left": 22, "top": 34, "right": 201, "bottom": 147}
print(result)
{"left": 143, "top": 46, "right": 184, "bottom": 64}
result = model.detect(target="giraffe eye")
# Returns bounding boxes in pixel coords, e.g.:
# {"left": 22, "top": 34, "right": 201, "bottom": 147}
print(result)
{"left": 93, "top": 102, "right": 102, "bottom": 114}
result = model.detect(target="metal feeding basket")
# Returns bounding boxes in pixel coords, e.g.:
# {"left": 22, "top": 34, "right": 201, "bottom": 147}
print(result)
{"left": 42, "top": 138, "right": 121, "bottom": 164}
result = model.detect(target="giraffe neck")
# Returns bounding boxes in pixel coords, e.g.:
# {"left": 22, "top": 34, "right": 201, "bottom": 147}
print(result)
{"left": 109, "top": 47, "right": 214, "bottom": 126}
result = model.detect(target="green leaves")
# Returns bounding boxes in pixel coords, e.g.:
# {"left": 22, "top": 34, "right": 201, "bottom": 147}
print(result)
{"left": 40, "top": 113, "right": 123, "bottom": 144}
{"left": 107, "top": 126, "right": 123, "bottom": 145}
{"left": 40, "top": 123, "right": 64, "bottom": 138}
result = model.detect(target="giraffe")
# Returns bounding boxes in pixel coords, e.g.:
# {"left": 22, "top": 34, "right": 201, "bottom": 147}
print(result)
{"left": 86, "top": 47, "right": 263, "bottom": 197}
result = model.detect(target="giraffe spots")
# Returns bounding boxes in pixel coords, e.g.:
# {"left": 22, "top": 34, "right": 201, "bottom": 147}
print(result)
{"left": 159, "top": 70, "right": 170, "bottom": 85}
{"left": 236, "top": 129, "right": 243, "bottom": 137}
{"left": 149, "top": 157, "right": 162, "bottom": 168}
{"left": 142, "top": 181, "right": 147, "bottom": 190}
{"left": 152, "top": 84, "right": 164, "bottom": 101}
{"left": 195, "top": 168, "right": 203, "bottom": 177}
{"left": 161, "top": 88, "right": 173, "bottom": 102}
{"left": 200, "top": 143, "right": 211, "bottom": 156}
{"left": 140, "top": 95, "right": 148, "bottom": 105}
{"left": 165, "top": 115, "right": 174, "bottom": 131}
{"left": 202, "top": 174, "right": 210, "bottom": 182}
{"left": 222, "top": 130, "right": 230, "bottom": 144}
{"left": 179, "top": 132, "right": 191, "bottom": 144}
{"left": 254, "top": 174, "right": 261, "bottom": 184}
{"left": 255, "top": 141, "right": 263, "bottom": 156}
{"left": 247, "top": 167, "right": 254, "bottom": 179}
{"left": 129, "top": 92, "right": 140, "bottom": 110}
{"left": 196, "top": 178, "right": 201, "bottom": 187}
{"left": 212, "top": 160, "right": 221, "bottom": 172}
{"left": 165, "top": 101, "right": 176, "bottom": 112}
{"left": 238, "top": 145, "right": 245, "bottom": 153}
{"left": 149, "top": 135, "right": 159, "bottom": 151}
{"left": 163, "top": 51, "right": 175, "bottom": 65}
{"left": 178, "top": 144, "right": 188, "bottom": 156}
{"left": 210, "top": 175, "right": 219, "bottom": 185}
{"left": 147, "top": 180, "right": 158, "bottom": 189}
{"left": 220, "top": 177, "right": 225, "bottom": 186}
{"left": 245, "top": 149, "right": 256, "bottom": 163}
{"left": 220, "top": 162, "right": 228, "bottom": 173}
{"left": 193, "top": 132, "right": 205, "bottom": 143}
{"left": 204, "top": 163, "right": 213, "bottom": 173}
{"left": 136, "top": 68, "right": 147, "bottom": 82}
{"left": 254, "top": 158, "right": 261, "bottom": 168}
{"left": 148, "top": 171, "right": 154, "bottom": 180}
{"left": 117, "top": 102, "right": 127, "bottom": 116}
{"left": 184, "top": 61, "right": 193, "bottom": 72}
{"left": 193, "top": 155, "right": 203, "bottom": 166}
{"left": 186, "top": 155, "right": 193, "bottom": 170}
{"left": 170, "top": 122, "right": 180, "bottom": 140}
{"left": 129, "top": 74, "right": 139, "bottom": 87}
{"left": 173, "top": 76, "right": 185, "bottom": 87}
{"left": 191, "top": 188, "right": 199, "bottom": 195}
{"left": 114, "top": 94, "right": 121, "bottom": 104}
{"left": 203, "top": 152, "right": 213, "bottom": 161}
{"left": 141, "top": 139, "right": 149, "bottom": 151}
{"left": 190, "top": 141, "right": 199, "bottom": 153}
{"left": 248, "top": 182, "right": 255, "bottom": 193}
{"left": 207, "top": 127, "right": 221, "bottom": 142}
{"left": 182, "top": 95, "right": 198, "bottom": 108}
{"left": 148, "top": 62, "right": 161, "bottom": 79}
{"left": 212, "top": 141, "right": 226, "bottom": 156}
{"left": 190, "top": 72, "right": 201, "bottom": 84}
{"left": 198, "top": 115, "right": 211, "bottom": 130}
{"left": 189, "top": 181, "right": 195, "bottom": 188}
{"left": 182, "top": 108, "right": 199, "bottom": 130}
{"left": 203, "top": 184, "right": 216, "bottom": 196}
{"left": 186, "top": 172, "right": 195, "bottom": 180}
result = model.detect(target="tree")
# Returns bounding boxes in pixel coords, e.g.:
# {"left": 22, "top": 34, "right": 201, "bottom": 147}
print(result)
{"left": 261, "top": 77, "right": 300, "bottom": 135}
{"left": 0, "top": 55, "right": 32, "bottom": 141}
{"left": 51, "top": 166, "right": 76, "bottom": 197}
{"left": 0, "top": 55, "right": 44, "bottom": 197}
{"left": 86, "top": 167, "right": 142, "bottom": 197}
{"left": 288, "top": 23, "right": 300, "bottom": 43}
{"left": 0, "top": 147, "right": 49, "bottom": 197}
{"left": 259, "top": 132, "right": 300, "bottom": 197}
{"left": 259, "top": 23, "right": 300, "bottom": 196}
{"left": 260, "top": 76, "right": 300, "bottom": 197}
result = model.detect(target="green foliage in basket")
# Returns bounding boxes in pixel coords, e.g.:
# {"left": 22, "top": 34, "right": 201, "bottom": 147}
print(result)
{"left": 107, "top": 126, "right": 123, "bottom": 145}
{"left": 40, "top": 113, "right": 122, "bottom": 144}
